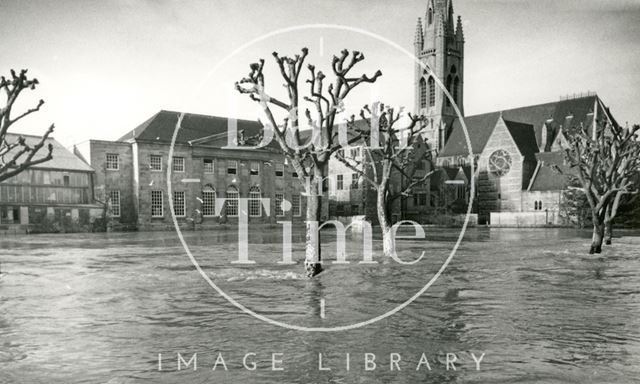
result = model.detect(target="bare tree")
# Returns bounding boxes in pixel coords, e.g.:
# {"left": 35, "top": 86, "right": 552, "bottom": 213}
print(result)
{"left": 235, "top": 48, "right": 381, "bottom": 277}
{"left": 0, "top": 69, "right": 54, "bottom": 182}
{"left": 562, "top": 122, "right": 640, "bottom": 253}
{"left": 336, "top": 104, "right": 436, "bottom": 256}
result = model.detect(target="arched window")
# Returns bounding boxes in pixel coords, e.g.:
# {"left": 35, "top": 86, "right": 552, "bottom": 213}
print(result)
{"left": 428, "top": 77, "right": 435, "bottom": 107}
{"left": 458, "top": 157, "right": 466, "bottom": 167}
{"left": 225, "top": 186, "right": 239, "bottom": 217}
{"left": 453, "top": 77, "right": 460, "bottom": 106}
{"left": 428, "top": 7, "right": 433, "bottom": 25}
{"left": 419, "top": 78, "right": 427, "bottom": 109}
{"left": 202, "top": 184, "right": 216, "bottom": 217}
{"left": 249, "top": 186, "right": 261, "bottom": 217}
{"left": 445, "top": 74, "right": 453, "bottom": 106}
{"left": 539, "top": 200, "right": 543, "bottom": 210}
{"left": 534, "top": 201, "right": 539, "bottom": 210}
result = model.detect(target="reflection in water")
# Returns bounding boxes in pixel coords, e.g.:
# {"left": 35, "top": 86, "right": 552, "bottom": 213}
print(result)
{"left": 0, "top": 228, "right": 639, "bottom": 383}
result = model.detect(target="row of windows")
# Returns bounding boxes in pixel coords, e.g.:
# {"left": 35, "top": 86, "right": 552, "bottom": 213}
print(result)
{"left": 107, "top": 153, "right": 295, "bottom": 178}
{"left": 1, "top": 169, "right": 90, "bottom": 187}
{"left": 336, "top": 147, "right": 361, "bottom": 159}
{"left": 0, "top": 185, "right": 91, "bottom": 204}
{"left": 148, "top": 188, "right": 303, "bottom": 218}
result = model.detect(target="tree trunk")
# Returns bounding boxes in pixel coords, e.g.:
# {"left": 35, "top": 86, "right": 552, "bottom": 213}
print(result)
{"left": 377, "top": 186, "right": 395, "bottom": 258}
{"left": 604, "top": 221, "right": 613, "bottom": 245}
{"left": 304, "top": 179, "right": 323, "bottom": 278}
{"left": 590, "top": 222, "right": 604, "bottom": 254}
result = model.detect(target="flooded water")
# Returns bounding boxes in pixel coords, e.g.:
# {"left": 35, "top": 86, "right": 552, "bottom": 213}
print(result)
{"left": 1, "top": 227, "right": 640, "bottom": 383}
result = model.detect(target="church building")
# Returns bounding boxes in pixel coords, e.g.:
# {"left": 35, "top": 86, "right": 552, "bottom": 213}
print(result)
{"left": 417, "top": 0, "right": 618, "bottom": 225}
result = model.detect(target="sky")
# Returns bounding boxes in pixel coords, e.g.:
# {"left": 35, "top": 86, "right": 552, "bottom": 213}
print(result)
{"left": 1, "top": 0, "right": 639, "bottom": 150}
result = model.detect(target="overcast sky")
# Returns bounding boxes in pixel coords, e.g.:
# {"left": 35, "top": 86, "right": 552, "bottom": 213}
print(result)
{"left": 1, "top": 0, "right": 639, "bottom": 149}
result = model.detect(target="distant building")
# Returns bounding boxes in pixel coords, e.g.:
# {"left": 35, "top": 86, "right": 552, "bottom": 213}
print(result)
{"left": 89, "top": 111, "right": 309, "bottom": 231}
{"left": 0, "top": 134, "right": 101, "bottom": 232}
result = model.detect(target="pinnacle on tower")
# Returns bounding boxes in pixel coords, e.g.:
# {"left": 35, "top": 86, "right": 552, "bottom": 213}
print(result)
{"left": 415, "top": 17, "right": 424, "bottom": 49}
{"left": 456, "top": 15, "right": 464, "bottom": 41}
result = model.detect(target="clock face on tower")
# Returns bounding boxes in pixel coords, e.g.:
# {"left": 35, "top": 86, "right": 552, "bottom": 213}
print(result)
{"left": 488, "top": 149, "right": 512, "bottom": 177}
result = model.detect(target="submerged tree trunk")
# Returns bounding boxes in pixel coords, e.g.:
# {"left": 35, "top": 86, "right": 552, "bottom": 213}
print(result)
{"left": 590, "top": 222, "right": 605, "bottom": 254}
{"left": 377, "top": 187, "right": 395, "bottom": 258}
{"left": 304, "top": 177, "right": 323, "bottom": 278}
{"left": 604, "top": 221, "right": 613, "bottom": 246}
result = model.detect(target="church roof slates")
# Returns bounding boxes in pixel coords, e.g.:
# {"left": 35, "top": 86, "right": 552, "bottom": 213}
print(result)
{"left": 440, "top": 95, "right": 600, "bottom": 157}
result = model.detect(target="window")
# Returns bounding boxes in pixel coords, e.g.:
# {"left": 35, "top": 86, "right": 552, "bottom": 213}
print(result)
{"left": 534, "top": 200, "right": 543, "bottom": 211}
{"left": 63, "top": 175, "right": 70, "bottom": 186}
{"left": 275, "top": 163, "right": 284, "bottom": 177}
{"left": 172, "top": 191, "right": 185, "bottom": 217}
{"left": 227, "top": 160, "right": 237, "bottom": 175}
{"left": 428, "top": 77, "right": 436, "bottom": 107}
{"left": 458, "top": 157, "right": 466, "bottom": 167}
{"left": 453, "top": 77, "right": 460, "bottom": 105}
{"left": 250, "top": 161, "right": 260, "bottom": 176}
{"left": 420, "top": 193, "right": 427, "bottom": 206}
{"left": 225, "top": 186, "right": 239, "bottom": 217}
{"left": 202, "top": 186, "right": 216, "bottom": 217}
{"left": 292, "top": 194, "right": 301, "bottom": 217}
{"left": 203, "top": 159, "right": 214, "bottom": 174}
{"left": 151, "top": 190, "right": 163, "bottom": 217}
{"left": 337, "top": 174, "right": 344, "bottom": 190}
{"left": 419, "top": 78, "right": 427, "bottom": 109}
{"left": 172, "top": 157, "right": 185, "bottom": 172}
{"left": 275, "top": 193, "right": 285, "bottom": 217}
{"left": 109, "top": 190, "right": 121, "bottom": 217}
{"left": 150, "top": 155, "right": 162, "bottom": 171}
{"left": 413, "top": 194, "right": 419, "bottom": 207}
{"left": 249, "top": 186, "right": 262, "bottom": 217}
{"left": 351, "top": 173, "right": 359, "bottom": 189}
{"left": 292, "top": 171, "right": 298, "bottom": 178}
{"left": 106, "top": 154, "right": 119, "bottom": 170}
{"left": 350, "top": 147, "right": 360, "bottom": 158}
{"left": 428, "top": 7, "right": 433, "bottom": 24}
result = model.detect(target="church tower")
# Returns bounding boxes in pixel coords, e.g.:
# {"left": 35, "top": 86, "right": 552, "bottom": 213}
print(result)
{"left": 414, "top": 0, "right": 465, "bottom": 152}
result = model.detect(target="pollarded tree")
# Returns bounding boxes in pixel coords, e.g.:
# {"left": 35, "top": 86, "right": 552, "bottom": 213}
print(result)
{"left": 562, "top": 122, "right": 640, "bottom": 253}
{"left": 336, "top": 104, "right": 436, "bottom": 257}
{"left": 0, "top": 69, "right": 54, "bottom": 182}
{"left": 235, "top": 48, "right": 381, "bottom": 277}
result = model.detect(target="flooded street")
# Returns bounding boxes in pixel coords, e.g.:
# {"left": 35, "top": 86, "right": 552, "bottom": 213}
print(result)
{"left": 1, "top": 228, "right": 640, "bottom": 383}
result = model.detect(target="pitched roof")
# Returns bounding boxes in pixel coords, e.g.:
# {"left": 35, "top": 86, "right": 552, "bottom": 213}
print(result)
{"left": 441, "top": 95, "right": 603, "bottom": 156}
{"left": 528, "top": 151, "right": 572, "bottom": 191}
{"left": 503, "top": 119, "right": 538, "bottom": 161}
{"left": 118, "top": 110, "right": 269, "bottom": 146}
{"left": 4, "top": 133, "right": 94, "bottom": 172}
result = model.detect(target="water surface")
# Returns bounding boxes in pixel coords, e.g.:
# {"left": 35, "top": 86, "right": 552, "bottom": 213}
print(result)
{"left": 1, "top": 228, "right": 639, "bottom": 383}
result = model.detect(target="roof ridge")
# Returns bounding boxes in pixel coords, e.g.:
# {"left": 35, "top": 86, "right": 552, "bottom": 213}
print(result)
{"left": 464, "top": 94, "right": 597, "bottom": 119}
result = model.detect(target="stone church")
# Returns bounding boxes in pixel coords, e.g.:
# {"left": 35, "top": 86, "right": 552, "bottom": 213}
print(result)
{"left": 417, "top": 0, "right": 618, "bottom": 225}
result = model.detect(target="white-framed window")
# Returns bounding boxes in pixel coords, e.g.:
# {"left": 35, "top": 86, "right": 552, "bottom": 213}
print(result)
{"left": 250, "top": 161, "right": 260, "bottom": 176}
{"left": 292, "top": 194, "right": 301, "bottom": 217}
{"left": 151, "top": 190, "right": 163, "bottom": 217}
{"left": 173, "top": 157, "right": 185, "bottom": 172}
{"left": 275, "top": 193, "right": 284, "bottom": 217}
{"left": 337, "top": 174, "right": 344, "bottom": 190}
{"left": 150, "top": 155, "right": 162, "bottom": 171}
{"left": 249, "top": 186, "right": 262, "bottom": 217}
{"left": 106, "top": 154, "right": 119, "bottom": 170}
{"left": 109, "top": 190, "right": 121, "bottom": 217}
{"left": 275, "top": 163, "right": 284, "bottom": 177}
{"left": 202, "top": 185, "right": 216, "bottom": 217}
{"left": 351, "top": 173, "right": 359, "bottom": 189}
{"left": 227, "top": 160, "right": 237, "bottom": 175}
{"left": 225, "top": 186, "right": 239, "bottom": 217}
{"left": 203, "top": 159, "right": 214, "bottom": 174}
{"left": 173, "top": 191, "right": 185, "bottom": 217}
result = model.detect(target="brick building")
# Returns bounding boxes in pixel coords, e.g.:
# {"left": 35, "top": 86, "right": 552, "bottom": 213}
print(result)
{"left": 89, "top": 111, "right": 309, "bottom": 231}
